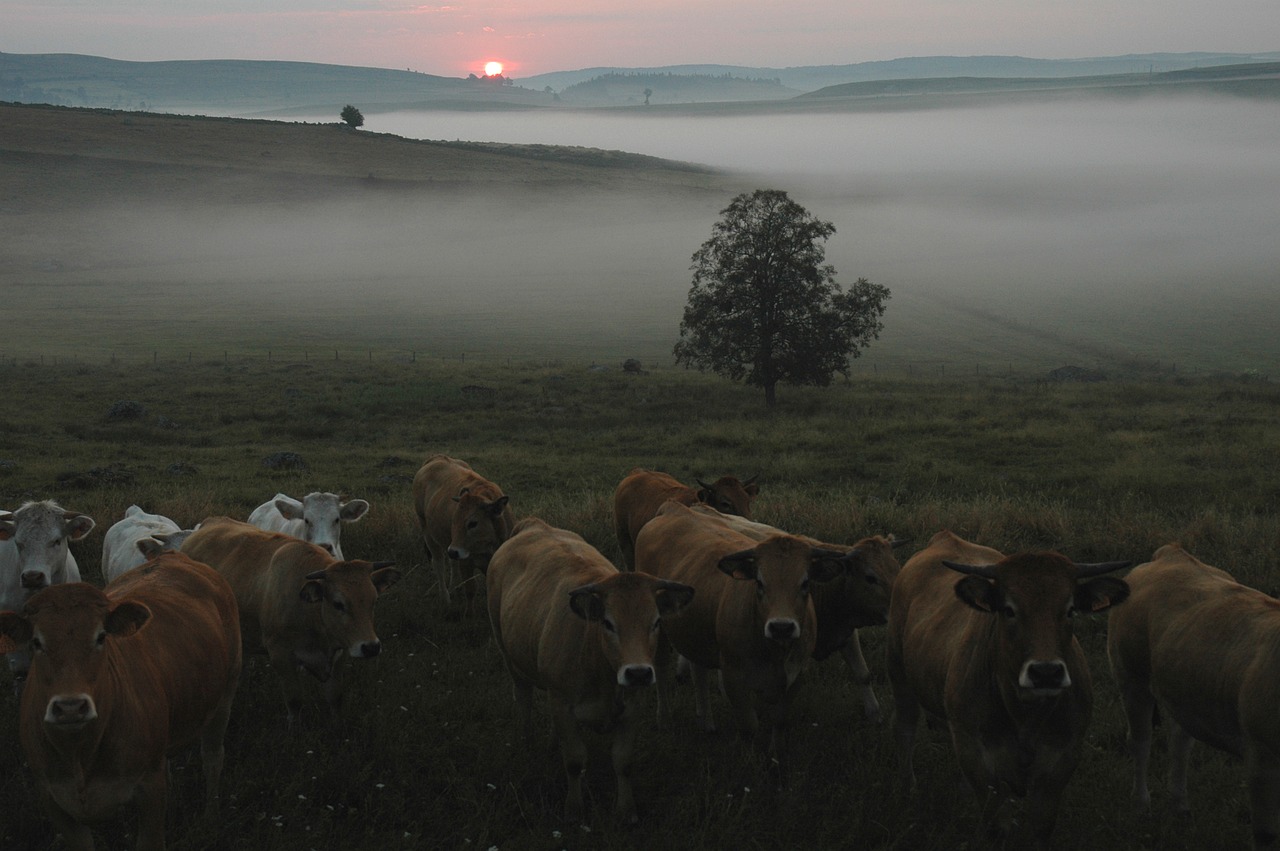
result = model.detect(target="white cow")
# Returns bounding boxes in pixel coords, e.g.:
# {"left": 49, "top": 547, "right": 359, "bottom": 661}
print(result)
{"left": 0, "top": 500, "right": 94, "bottom": 682}
{"left": 247, "top": 491, "right": 369, "bottom": 560}
{"left": 100, "top": 504, "right": 197, "bottom": 583}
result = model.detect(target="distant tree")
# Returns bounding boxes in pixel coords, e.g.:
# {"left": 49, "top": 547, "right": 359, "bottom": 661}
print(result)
{"left": 644, "top": 87, "right": 653, "bottom": 105}
{"left": 674, "top": 188, "right": 890, "bottom": 406}
{"left": 339, "top": 104, "right": 364, "bottom": 128}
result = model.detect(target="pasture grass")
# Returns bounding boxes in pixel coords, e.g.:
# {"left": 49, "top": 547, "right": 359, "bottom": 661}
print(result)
{"left": 1, "top": 356, "right": 1278, "bottom": 849}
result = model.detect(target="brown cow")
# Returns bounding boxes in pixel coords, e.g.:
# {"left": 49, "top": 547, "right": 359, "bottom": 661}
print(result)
{"left": 634, "top": 501, "right": 842, "bottom": 777}
{"left": 487, "top": 517, "right": 693, "bottom": 823}
{"left": 181, "top": 517, "right": 399, "bottom": 719}
{"left": 685, "top": 504, "right": 903, "bottom": 722}
{"left": 612, "top": 468, "right": 759, "bottom": 569}
{"left": 413, "top": 454, "right": 514, "bottom": 606}
{"left": 0, "top": 552, "right": 241, "bottom": 851}
{"left": 1108, "top": 544, "right": 1280, "bottom": 848}
{"left": 886, "top": 530, "right": 1129, "bottom": 849}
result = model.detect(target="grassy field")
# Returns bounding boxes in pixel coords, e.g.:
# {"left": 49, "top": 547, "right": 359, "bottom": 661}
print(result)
{"left": 1, "top": 355, "right": 1278, "bottom": 850}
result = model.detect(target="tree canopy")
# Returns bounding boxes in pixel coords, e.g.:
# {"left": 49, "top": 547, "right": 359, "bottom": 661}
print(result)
{"left": 339, "top": 104, "right": 364, "bottom": 128}
{"left": 674, "top": 188, "right": 889, "bottom": 406}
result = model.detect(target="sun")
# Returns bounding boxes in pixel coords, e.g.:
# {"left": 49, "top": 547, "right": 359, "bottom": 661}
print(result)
{"left": 483, "top": 60, "right": 504, "bottom": 77}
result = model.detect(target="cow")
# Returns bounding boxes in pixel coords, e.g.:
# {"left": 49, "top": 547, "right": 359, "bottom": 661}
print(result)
{"left": 633, "top": 500, "right": 843, "bottom": 778}
{"left": 247, "top": 491, "right": 369, "bottom": 560}
{"left": 1, "top": 500, "right": 94, "bottom": 685}
{"left": 612, "top": 468, "right": 759, "bottom": 569}
{"left": 181, "top": 517, "right": 399, "bottom": 719}
{"left": 413, "top": 454, "right": 514, "bottom": 607}
{"left": 1108, "top": 543, "right": 1280, "bottom": 848}
{"left": 487, "top": 517, "right": 694, "bottom": 823}
{"left": 0, "top": 551, "right": 241, "bottom": 851}
{"left": 684, "top": 504, "right": 904, "bottom": 722}
{"left": 101, "top": 505, "right": 197, "bottom": 583}
{"left": 886, "top": 530, "right": 1129, "bottom": 849}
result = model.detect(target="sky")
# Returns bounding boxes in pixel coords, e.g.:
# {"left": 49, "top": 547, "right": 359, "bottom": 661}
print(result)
{"left": 4, "top": 1, "right": 1278, "bottom": 79}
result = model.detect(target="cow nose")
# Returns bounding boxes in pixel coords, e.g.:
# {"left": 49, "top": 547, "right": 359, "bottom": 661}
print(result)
{"left": 766, "top": 619, "right": 798, "bottom": 642}
{"left": 355, "top": 641, "right": 381, "bottom": 659}
{"left": 1025, "top": 661, "right": 1069, "bottom": 691}
{"left": 20, "top": 571, "right": 48, "bottom": 590}
{"left": 46, "top": 695, "right": 96, "bottom": 725}
{"left": 446, "top": 546, "right": 467, "bottom": 560}
{"left": 620, "top": 665, "right": 655, "bottom": 687}
{"left": 320, "top": 543, "right": 336, "bottom": 556}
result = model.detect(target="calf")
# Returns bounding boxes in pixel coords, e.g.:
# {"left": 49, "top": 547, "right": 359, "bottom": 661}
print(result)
{"left": 1109, "top": 544, "right": 1280, "bottom": 848}
{"left": 0, "top": 500, "right": 94, "bottom": 684}
{"left": 487, "top": 517, "right": 693, "bottom": 823}
{"left": 634, "top": 501, "right": 842, "bottom": 776}
{"left": 612, "top": 468, "right": 758, "bottom": 569}
{"left": 886, "top": 530, "right": 1129, "bottom": 849}
{"left": 182, "top": 517, "right": 399, "bottom": 719}
{"left": 101, "top": 505, "right": 196, "bottom": 583}
{"left": 687, "top": 504, "right": 903, "bottom": 722}
{"left": 247, "top": 491, "right": 369, "bottom": 559}
{"left": 413, "top": 454, "right": 514, "bottom": 606}
{"left": 0, "top": 552, "right": 241, "bottom": 851}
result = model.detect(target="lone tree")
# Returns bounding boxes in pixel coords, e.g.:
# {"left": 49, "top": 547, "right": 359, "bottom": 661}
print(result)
{"left": 674, "top": 188, "right": 890, "bottom": 406}
{"left": 339, "top": 104, "right": 364, "bottom": 128}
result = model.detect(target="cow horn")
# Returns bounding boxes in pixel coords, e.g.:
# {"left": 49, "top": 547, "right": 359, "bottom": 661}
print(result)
{"left": 1073, "top": 561, "right": 1132, "bottom": 578}
{"left": 941, "top": 560, "right": 998, "bottom": 578}
{"left": 695, "top": 479, "right": 713, "bottom": 491}
{"left": 890, "top": 538, "right": 912, "bottom": 550}
{"left": 743, "top": 474, "right": 758, "bottom": 486}
{"left": 304, "top": 570, "right": 328, "bottom": 580}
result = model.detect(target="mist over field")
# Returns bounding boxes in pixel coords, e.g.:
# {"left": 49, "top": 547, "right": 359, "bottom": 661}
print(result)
{"left": 7, "top": 94, "right": 1278, "bottom": 373}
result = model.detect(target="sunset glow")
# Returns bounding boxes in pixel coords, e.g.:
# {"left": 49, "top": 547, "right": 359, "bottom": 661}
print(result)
{"left": 484, "top": 61, "right": 504, "bottom": 77}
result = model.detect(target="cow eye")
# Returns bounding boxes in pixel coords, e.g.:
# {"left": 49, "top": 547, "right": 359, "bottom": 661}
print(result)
{"left": 1066, "top": 606, "right": 1078, "bottom": 619}
{"left": 467, "top": 520, "right": 479, "bottom": 529}
{"left": 799, "top": 578, "right": 811, "bottom": 596}
{"left": 30, "top": 637, "right": 43, "bottom": 652}
{"left": 1002, "top": 605, "right": 1017, "bottom": 619}
{"left": 332, "top": 600, "right": 347, "bottom": 614}
{"left": 49, "top": 538, "right": 62, "bottom": 549}
{"left": 602, "top": 618, "right": 617, "bottom": 633}
{"left": 95, "top": 631, "right": 107, "bottom": 647}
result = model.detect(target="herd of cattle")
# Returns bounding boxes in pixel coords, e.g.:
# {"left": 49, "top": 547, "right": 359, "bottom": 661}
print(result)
{"left": 2, "top": 454, "right": 1280, "bottom": 849}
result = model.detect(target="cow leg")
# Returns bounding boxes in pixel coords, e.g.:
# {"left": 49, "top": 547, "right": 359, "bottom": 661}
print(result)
{"left": 1025, "top": 767, "right": 1073, "bottom": 851}
{"left": 888, "top": 679, "right": 921, "bottom": 787}
{"left": 135, "top": 762, "right": 170, "bottom": 851}
{"left": 45, "top": 800, "right": 93, "bottom": 851}
{"left": 200, "top": 693, "right": 235, "bottom": 816}
{"left": 1167, "top": 719, "right": 1194, "bottom": 813}
{"left": 551, "top": 697, "right": 588, "bottom": 824}
{"left": 654, "top": 631, "right": 674, "bottom": 726}
{"left": 1119, "top": 680, "right": 1156, "bottom": 807}
{"left": 839, "top": 632, "right": 882, "bottom": 724}
{"left": 690, "top": 662, "right": 717, "bottom": 733}
{"left": 611, "top": 701, "right": 640, "bottom": 824}
{"left": 322, "top": 661, "right": 346, "bottom": 718}
{"left": 427, "top": 541, "right": 453, "bottom": 606}
{"left": 513, "top": 679, "right": 535, "bottom": 745}
{"left": 1247, "top": 750, "right": 1280, "bottom": 849}
{"left": 720, "top": 667, "right": 759, "bottom": 740}
{"left": 268, "top": 644, "right": 308, "bottom": 721}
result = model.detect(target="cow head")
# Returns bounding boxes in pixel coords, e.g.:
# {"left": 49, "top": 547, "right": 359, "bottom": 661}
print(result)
{"left": 447, "top": 487, "right": 511, "bottom": 567}
{"left": 569, "top": 573, "right": 694, "bottom": 688}
{"left": 274, "top": 492, "right": 369, "bottom": 560}
{"left": 816, "top": 535, "right": 906, "bottom": 631}
{"left": 695, "top": 475, "right": 760, "bottom": 518}
{"left": 945, "top": 553, "right": 1130, "bottom": 698}
{"left": 0, "top": 501, "right": 94, "bottom": 592}
{"left": 719, "top": 535, "right": 843, "bottom": 644}
{"left": 0, "top": 583, "right": 149, "bottom": 731}
{"left": 298, "top": 558, "right": 401, "bottom": 660}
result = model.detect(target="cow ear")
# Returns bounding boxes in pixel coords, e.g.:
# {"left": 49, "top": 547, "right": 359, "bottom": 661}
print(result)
{"left": 808, "top": 550, "right": 846, "bottom": 584}
{"left": 569, "top": 586, "right": 606, "bottom": 622}
{"left": 718, "top": 550, "right": 758, "bottom": 581}
{"left": 300, "top": 579, "right": 326, "bottom": 603}
{"left": 744, "top": 481, "right": 760, "bottom": 497}
{"left": 136, "top": 537, "right": 167, "bottom": 560}
{"left": 954, "top": 576, "right": 1004, "bottom": 614}
{"left": 1075, "top": 577, "right": 1130, "bottom": 614}
{"left": 105, "top": 601, "right": 151, "bottom": 637}
{"left": 371, "top": 566, "right": 402, "bottom": 594}
{"left": 275, "top": 498, "right": 304, "bottom": 520}
{"left": 0, "top": 612, "right": 32, "bottom": 652}
{"left": 0, "top": 512, "right": 13, "bottom": 541}
{"left": 65, "top": 513, "right": 96, "bottom": 541}
{"left": 655, "top": 581, "right": 695, "bottom": 617}
{"left": 340, "top": 499, "right": 370, "bottom": 522}
{"left": 489, "top": 496, "right": 510, "bottom": 516}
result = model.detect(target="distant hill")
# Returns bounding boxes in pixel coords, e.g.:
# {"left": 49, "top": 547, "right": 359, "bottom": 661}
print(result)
{"left": 556, "top": 72, "right": 799, "bottom": 106}
{"left": 0, "top": 52, "right": 553, "bottom": 114}
{"left": 523, "top": 52, "right": 1280, "bottom": 94}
